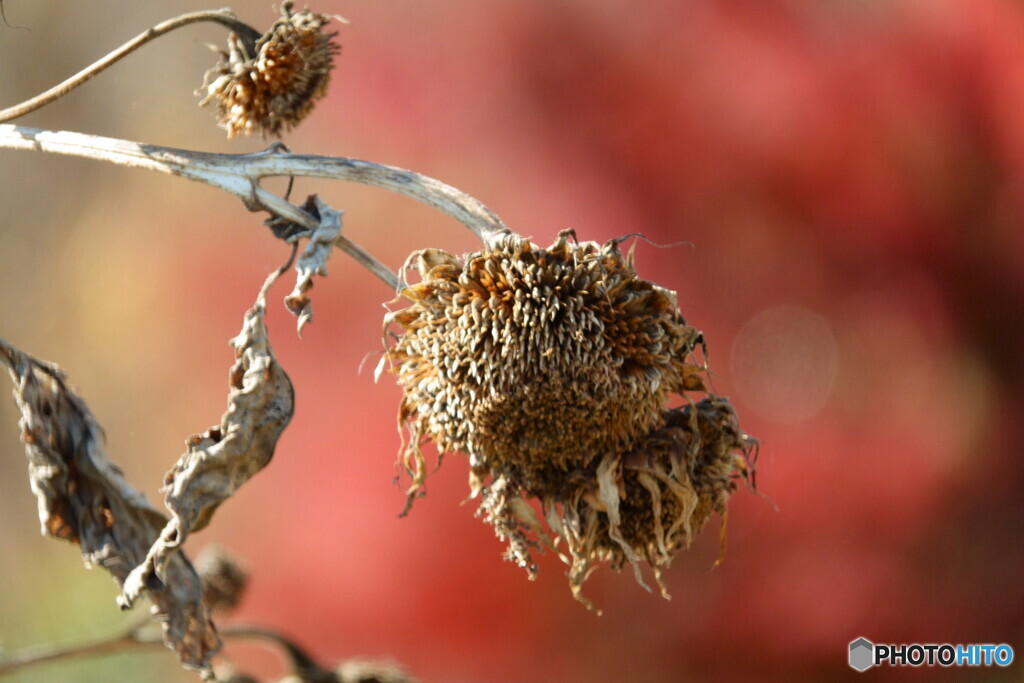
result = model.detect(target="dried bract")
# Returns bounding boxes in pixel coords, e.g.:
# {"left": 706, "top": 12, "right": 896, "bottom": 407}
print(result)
{"left": 199, "top": 1, "right": 340, "bottom": 137}
{"left": 564, "top": 397, "right": 752, "bottom": 603}
{"left": 122, "top": 269, "right": 294, "bottom": 610}
{"left": 0, "top": 337, "right": 220, "bottom": 673}
{"left": 384, "top": 233, "right": 754, "bottom": 606}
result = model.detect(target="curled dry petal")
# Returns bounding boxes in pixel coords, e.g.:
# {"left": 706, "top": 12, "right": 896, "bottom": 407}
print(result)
{"left": 284, "top": 194, "right": 344, "bottom": 334}
{"left": 121, "top": 269, "right": 294, "bottom": 610}
{"left": 0, "top": 337, "right": 219, "bottom": 674}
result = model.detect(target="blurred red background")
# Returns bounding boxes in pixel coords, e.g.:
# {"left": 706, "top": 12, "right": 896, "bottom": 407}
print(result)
{"left": 1, "top": 0, "right": 1022, "bottom": 681}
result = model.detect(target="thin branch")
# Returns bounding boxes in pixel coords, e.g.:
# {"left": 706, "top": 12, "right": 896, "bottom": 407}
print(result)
{"left": 0, "top": 125, "right": 511, "bottom": 288}
{"left": 0, "top": 10, "right": 260, "bottom": 123}
{"left": 219, "top": 626, "right": 335, "bottom": 682}
{"left": 0, "top": 623, "right": 335, "bottom": 680}
{"left": 0, "top": 621, "right": 160, "bottom": 678}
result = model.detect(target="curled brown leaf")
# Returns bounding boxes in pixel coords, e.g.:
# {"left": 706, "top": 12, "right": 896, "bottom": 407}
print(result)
{"left": 121, "top": 268, "right": 294, "bottom": 612}
{"left": 0, "top": 337, "right": 220, "bottom": 675}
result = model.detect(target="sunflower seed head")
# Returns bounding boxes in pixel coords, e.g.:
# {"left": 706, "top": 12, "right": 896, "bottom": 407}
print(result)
{"left": 199, "top": 2, "right": 340, "bottom": 138}
{"left": 386, "top": 233, "right": 753, "bottom": 605}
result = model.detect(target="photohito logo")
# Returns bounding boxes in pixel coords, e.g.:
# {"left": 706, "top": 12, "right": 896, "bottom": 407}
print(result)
{"left": 848, "top": 637, "right": 1014, "bottom": 672}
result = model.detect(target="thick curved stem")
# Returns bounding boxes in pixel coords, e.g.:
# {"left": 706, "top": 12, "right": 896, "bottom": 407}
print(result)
{"left": 0, "top": 125, "right": 511, "bottom": 287}
{"left": 0, "top": 10, "right": 260, "bottom": 123}
{"left": 242, "top": 146, "right": 511, "bottom": 247}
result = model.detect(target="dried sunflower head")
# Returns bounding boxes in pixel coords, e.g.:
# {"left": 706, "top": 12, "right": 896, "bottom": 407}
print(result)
{"left": 385, "top": 232, "right": 754, "bottom": 608}
{"left": 198, "top": 1, "right": 340, "bottom": 137}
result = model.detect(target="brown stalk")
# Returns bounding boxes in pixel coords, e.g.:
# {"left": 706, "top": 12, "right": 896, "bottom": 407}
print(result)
{"left": 0, "top": 10, "right": 259, "bottom": 123}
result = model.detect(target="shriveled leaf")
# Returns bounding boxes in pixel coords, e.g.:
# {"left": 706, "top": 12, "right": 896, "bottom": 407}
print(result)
{"left": 284, "top": 194, "right": 344, "bottom": 334}
{"left": 0, "top": 337, "right": 220, "bottom": 675}
{"left": 121, "top": 269, "right": 294, "bottom": 611}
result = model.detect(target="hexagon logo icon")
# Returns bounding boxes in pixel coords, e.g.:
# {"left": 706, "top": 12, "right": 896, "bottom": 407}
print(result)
{"left": 849, "top": 637, "right": 874, "bottom": 672}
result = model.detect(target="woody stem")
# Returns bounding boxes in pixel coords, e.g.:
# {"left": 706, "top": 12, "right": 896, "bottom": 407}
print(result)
{"left": 0, "top": 125, "right": 512, "bottom": 288}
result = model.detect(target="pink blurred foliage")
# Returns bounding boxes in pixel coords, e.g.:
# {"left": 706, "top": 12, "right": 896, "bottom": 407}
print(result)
{"left": 181, "top": 0, "right": 1024, "bottom": 680}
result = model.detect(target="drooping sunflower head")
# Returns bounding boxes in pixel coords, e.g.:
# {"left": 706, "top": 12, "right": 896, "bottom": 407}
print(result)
{"left": 385, "top": 232, "right": 754, "bottom": 607}
{"left": 199, "top": 1, "right": 340, "bottom": 138}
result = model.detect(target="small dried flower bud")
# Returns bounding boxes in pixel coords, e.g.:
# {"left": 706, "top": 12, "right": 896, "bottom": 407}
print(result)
{"left": 199, "top": 1, "right": 341, "bottom": 137}
{"left": 385, "top": 233, "right": 754, "bottom": 606}
{"left": 195, "top": 544, "right": 249, "bottom": 613}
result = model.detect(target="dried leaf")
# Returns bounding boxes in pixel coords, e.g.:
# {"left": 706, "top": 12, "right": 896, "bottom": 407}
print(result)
{"left": 0, "top": 337, "right": 220, "bottom": 675}
{"left": 284, "top": 194, "right": 344, "bottom": 334}
{"left": 121, "top": 268, "right": 294, "bottom": 612}
{"left": 121, "top": 270, "right": 293, "bottom": 608}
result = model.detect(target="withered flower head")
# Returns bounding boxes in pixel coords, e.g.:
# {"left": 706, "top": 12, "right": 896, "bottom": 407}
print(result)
{"left": 199, "top": 1, "right": 340, "bottom": 137}
{"left": 385, "top": 232, "right": 755, "bottom": 607}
